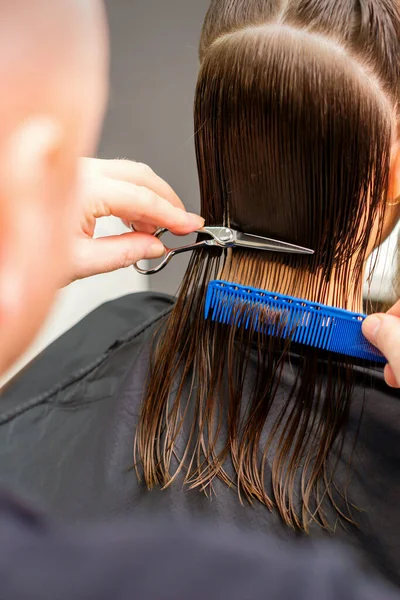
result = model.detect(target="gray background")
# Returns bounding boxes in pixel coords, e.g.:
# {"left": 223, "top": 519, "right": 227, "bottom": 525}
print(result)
{"left": 99, "top": 0, "right": 210, "bottom": 295}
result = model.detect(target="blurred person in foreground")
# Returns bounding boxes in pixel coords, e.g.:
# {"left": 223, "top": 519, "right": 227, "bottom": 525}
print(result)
{"left": 0, "top": 0, "right": 399, "bottom": 599}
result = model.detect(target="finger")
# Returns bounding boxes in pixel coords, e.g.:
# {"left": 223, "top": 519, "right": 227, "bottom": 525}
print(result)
{"left": 387, "top": 299, "right": 400, "bottom": 317}
{"left": 384, "top": 364, "right": 400, "bottom": 388}
{"left": 362, "top": 314, "right": 400, "bottom": 385}
{"left": 92, "top": 159, "right": 185, "bottom": 210}
{"left": 70, "top": 233, "right": 165, "bottom": 281}
{"left": 93, "top": 178, "right": 204, "bottom": 235}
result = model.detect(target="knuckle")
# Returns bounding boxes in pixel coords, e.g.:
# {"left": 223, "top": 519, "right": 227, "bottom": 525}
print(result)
{"left": 119, "top": 240, "right": 142, "bottom": 268}
{"left": 377, "top": 317, "right": 400, "bottom": 361}
{"left": 142, "top": 187, "right": 157, "bottom": 206}
{"left": 135, "top": 188, "right": 157, "bottom": 220}
{"left": 115, "top": 159, "right": 131, "bottom": 171}
{"left": 377, "top": 318, "right": 394, "bottom": 344}
{"left": 122, "top": 248, "right": 138, "bottom": 268}
{"left": 376, "top": 321, "right": 390, "bottom": 350}
{"left": 135, "top": 162, "right": 153, "bottom": 176}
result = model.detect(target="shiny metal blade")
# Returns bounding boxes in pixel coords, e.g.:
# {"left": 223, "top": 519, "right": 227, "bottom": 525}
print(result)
{"left": 235, "top": 232, "right": 314, "bottom": 255}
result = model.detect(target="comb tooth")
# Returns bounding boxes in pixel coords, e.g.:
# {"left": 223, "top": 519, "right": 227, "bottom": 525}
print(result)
{"left": 280, "top": 301, "right": 289, "bottom": 340}
{"left": 253, "top": 299, "right": 259, "bottom": 333}
{"left": 236, "top": 287, "right": 242, "bottom": 325}
{"left": 275, "top": 298, "right": 283, "bottom": 338}
{"left": 215, "top": 288, "right": 220, "bottom": 320}
{"left": 320, "top": 315, "right": 328, "bottom": 349}
{"left": 297, "top": 308, "right": 307, "bottom": 343}
{"left": 303, "top": 310, "right": 313, "bottom": 343}
{"left": 297, "top": 308, "right": 306, "bottom": 343}
{"left": 311, "top": 311, "right": 324, "bottom": 350}
{"left": 290, "top": 306, "right": 301, "bottom": 340}
{"left": 295, "top": 307, "right": 307, "bottom": 344}
{"left": 284, "top": 303, "right": 295, "bottom": 340}
{"left": 302, "top": 310, "right": 314, "bottom": 346}
{"left": 210, "top": 284, "right": 218, "bottom": 321}
{"left": 205, "top": 284, "right": 213, "bottom": 319}
{"left": 235, "top": 289, "right": 241, "bottom": 326}
{"left": 234, "top": 288, "right": 241, "bottom": 327}
{"left": 280, "top": 301, "right": 288, "bottom": 338}
{"left": 291, "top": 307, "right": 299, "bottom": 342}
{"left": 212, "top": 287, "right": 219, "bottom": 322}
{"left": 322, "top": 316, "right": 334, "bottom": 350}
{"left": 217, "top": 287, "right": 223, "bottom": 319}
{"left": 224, "top": 288, "right": 232, "bottom": 325}
{"left": 221, "top": 288, "right": 228, "bottom": 324}
{"left": 319, "top": 315, "right": 329, "bottom": 350}
{"left": 313, "top": 311, "right": 326, "bottom": 350}
{"left": 213, "top": 287, "right": 219, "bottom": 322}
{"left": 300, "top": 309, "right": 311, "bottom": 344}
{"left": 218, "top": 288, "right": 226, "bottom": 323}
{"left": 270, "top": 296, "right": 278, "bottom": 338}
{"left": 218, "top": 287, "right": 225, "bottom": 323}
{"left": 309, "top": 311, "right": 321, "bottom": 348}
{"left": 270, "top": 298, "right": 278, "bottom": 338}
{"left": 281, "top": 304, "right": 288, "bottom": 340}
{"left": 317, "top": 312, "right": 328, "bottom": 349}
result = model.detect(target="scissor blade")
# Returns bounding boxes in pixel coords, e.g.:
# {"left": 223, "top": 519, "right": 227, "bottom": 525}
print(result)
{"left": 235, "top": 232, "right": 314, "bottom": 255}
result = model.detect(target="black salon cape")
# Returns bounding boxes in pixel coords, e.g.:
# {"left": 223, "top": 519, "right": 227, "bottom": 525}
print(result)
{"left": 1, "top": 488, "right": 398, "bottom": 600}
{"left": 1, "top": 293, "right": 400, "bottom": 589}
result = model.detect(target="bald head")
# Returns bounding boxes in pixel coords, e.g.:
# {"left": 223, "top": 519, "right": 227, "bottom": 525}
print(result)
{"left": 0, "top": 0, "right": 104, "bottom": 61}
{"left": 0, "top": 0, "right": 108, "bottom": 146}
{"left": 0, "top": 0, "right": 109, "bottom": 375}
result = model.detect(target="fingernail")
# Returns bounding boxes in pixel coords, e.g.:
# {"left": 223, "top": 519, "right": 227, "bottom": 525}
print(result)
{"left": 362, "top": 315, "right": 382, "bottom": 343}
{"left": 144, "top": 243, "right": 164, "bottom": 260}
{"left": 187, "top": 213, "right": 205, "bottom": 228}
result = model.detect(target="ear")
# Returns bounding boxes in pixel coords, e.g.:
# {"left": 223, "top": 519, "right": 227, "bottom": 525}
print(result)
{"left": 388, "top": 142, "right": 400, "bottom": 203}
{"left": 0, "top": 117, "right": 68, "bottom": 376}
{"left": 374, "top": 142, "right": 400, "bottom": 251}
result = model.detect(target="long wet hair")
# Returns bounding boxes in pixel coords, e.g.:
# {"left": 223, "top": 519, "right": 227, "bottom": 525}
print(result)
{"left": 135, "top": 0, "right": 400, "bottom": 531}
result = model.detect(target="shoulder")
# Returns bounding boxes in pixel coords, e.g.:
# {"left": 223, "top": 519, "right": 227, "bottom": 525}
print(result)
{"left": 0, "top": 292, "right": 174, "bottom": 416}
{"left": 0, "top": 489, "right": 397, "bottom": 600}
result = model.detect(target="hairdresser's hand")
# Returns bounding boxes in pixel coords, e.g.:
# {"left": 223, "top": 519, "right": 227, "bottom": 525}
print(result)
{"left": 362, "top": 300, "right": 400, "bottom": 388}
{"left": 66, "top": 158, "right": 204, "bottom": 284}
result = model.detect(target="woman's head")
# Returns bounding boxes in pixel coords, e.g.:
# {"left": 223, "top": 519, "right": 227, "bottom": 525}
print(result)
{"left": 195, "top": 0, "right": 400, "bottom": 308}
{"left": 136, "top": 0, "right": 400, "bottom": 531}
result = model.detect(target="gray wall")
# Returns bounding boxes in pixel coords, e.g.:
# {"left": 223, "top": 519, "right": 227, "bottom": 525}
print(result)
{"left": 100, "top": 0, "right": 210, "bottom": 295}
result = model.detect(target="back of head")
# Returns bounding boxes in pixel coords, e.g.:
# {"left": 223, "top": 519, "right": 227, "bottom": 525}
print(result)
{"left": 196, "top": 0, "right": 400, "bottom": 306}
{"left": 136, "top": 0, "right": 400, "bottom": 531}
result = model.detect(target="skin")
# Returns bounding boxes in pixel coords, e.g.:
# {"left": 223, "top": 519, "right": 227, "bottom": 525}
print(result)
{"left": 0, "top": 0, "right": 396, "bottom": 389}
{"left": 363, "top": 303, "right": 400, "bottom": 387}
{"left": 70, "top": 158, "right": 203, "bottom": 282}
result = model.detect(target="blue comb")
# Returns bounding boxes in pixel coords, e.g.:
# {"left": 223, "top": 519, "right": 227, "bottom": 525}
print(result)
{"left": 205, "top": 280, "right": 386, "bottom": 363}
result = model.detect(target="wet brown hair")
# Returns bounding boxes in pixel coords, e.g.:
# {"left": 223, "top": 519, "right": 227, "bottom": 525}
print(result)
{"left": 135, "top": 0, "right": 400, "bottom": 531}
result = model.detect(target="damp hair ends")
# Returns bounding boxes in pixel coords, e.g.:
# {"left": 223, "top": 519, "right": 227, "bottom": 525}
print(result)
{"left": 135, "top": 0, "right": 400, "bottom": 532}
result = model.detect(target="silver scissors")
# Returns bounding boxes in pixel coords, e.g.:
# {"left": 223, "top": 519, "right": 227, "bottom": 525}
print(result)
{"left": 133, "top": 226, "right": 314, "bottom": 275}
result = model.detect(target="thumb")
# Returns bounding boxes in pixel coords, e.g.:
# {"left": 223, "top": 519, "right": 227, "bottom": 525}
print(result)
{"left": 69, "top": 232, "right": 164, "bottom": 282}
{"left": 363, "top": 314, "right": 400, "bottom": 387}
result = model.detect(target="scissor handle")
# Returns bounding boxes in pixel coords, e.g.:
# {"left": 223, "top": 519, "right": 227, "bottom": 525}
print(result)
{"left": 133, "top": 228, "right": 209, "bottom": 275}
